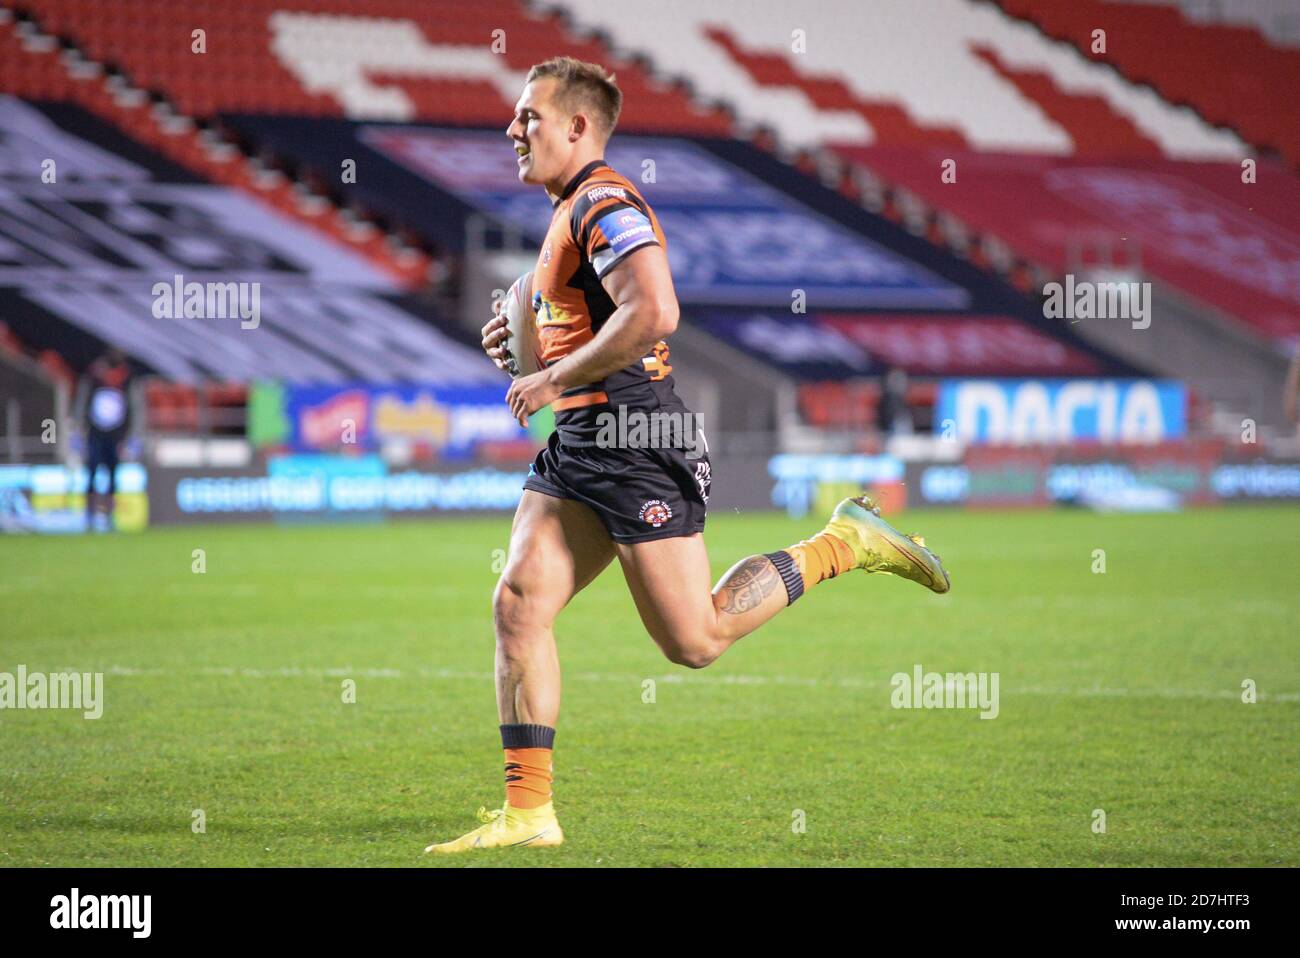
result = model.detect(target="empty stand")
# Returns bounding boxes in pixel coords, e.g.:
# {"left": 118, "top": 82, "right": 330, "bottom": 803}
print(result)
{"left": 1, "top": 4, "right": 433, "bottom": 286}
{"left": 3, "top": 0, "right": 1289, "bottom": 451}
{"left": 554, "top": 0, "right": 1244, "bottom": 157}
{"left": 996, "top": 0, "right": 1300, "bottom": 166}
{"left": 13, "top": 0, "right": 731, "bottom": 133}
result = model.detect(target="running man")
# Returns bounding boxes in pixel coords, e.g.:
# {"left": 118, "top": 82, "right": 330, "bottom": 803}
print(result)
{"left": 427, "top": 57, "right": 949, "bottom": 853}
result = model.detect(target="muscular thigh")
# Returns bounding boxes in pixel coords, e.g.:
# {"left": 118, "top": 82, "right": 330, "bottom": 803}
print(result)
{"left": 614, "top": 533, "right": 716, "bottom": 651}
{"left": 499, "top": 490, "right": 616, "bottom": 623}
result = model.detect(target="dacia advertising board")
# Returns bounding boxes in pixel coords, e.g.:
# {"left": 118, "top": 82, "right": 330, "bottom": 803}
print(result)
{"left": 935, "top": 379, "right": 1186, "bottom": 446}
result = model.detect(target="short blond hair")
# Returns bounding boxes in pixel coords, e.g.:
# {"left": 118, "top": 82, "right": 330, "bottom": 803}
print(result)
{"left": 526, "top": 56, "right": 622, "bottom": 139}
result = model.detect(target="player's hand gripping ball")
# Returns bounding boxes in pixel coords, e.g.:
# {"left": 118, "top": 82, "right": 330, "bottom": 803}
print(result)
{"left": 499, "top": 271, "right": 544, "bottom": 379}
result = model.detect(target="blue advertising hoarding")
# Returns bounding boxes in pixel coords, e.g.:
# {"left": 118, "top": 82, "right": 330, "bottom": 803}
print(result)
{"left": 767, "top": 453, "right": 905, "bottom": 517}
{"left": 934, "top": 379, "right": 1187, "bottom": 445}
{"left": 0, "top": 463, "right": 148, "bottom": 532}
{"left": 360, "top": 128, "right": 968, "bottom": 310}
{"left": 173, "top": 455, "right": 529, "bottom": 517}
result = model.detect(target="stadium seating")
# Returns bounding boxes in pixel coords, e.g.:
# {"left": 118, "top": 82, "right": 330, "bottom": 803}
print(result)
{"left": 553, "top": 0, "right": 1245, "bottom": 157}
{"left": 546, "top": 0, "right": 1298, "bottom": 348}
{"left": 835, "top": 145, "right": 1300, "bottom": 344}
{"left": 1121, "top": 0, "right": 1300, "bottom": 46}
{"left": 144, "top": 381, "right": 247, "bottom": 434}
{"left": 0, "top": 91, "right": 500, "bottom": 403}
{"left": 5, "top": 0, "right": 1287, "bottom": 444}
{"left": 995, "top": 0, "right": 1300, "bottom": 166}
{"left": 1, "top": 5, "right": 433, "bottom": 287}
{"left": 12, "top": 0, "right": 731, "bottom": 133}
{"left": 16, "top": 0, "right": 1255, "bottom": 158}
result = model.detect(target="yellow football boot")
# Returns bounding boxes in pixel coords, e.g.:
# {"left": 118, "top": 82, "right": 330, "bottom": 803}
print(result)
{"left": 424, "top": 801, "right": 564, "bottom": 854}
{"left": 823, "top": 494, "right": 951, "bottom": 594}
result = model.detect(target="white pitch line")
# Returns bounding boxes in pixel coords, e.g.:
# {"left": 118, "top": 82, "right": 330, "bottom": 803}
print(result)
{"left": 46, "top": 665, "right": 1299, "bottom": 703}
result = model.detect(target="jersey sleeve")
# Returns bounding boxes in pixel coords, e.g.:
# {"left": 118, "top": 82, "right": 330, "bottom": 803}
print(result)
{"left": 569, "top": 183, "right": 661, "bottom": 280}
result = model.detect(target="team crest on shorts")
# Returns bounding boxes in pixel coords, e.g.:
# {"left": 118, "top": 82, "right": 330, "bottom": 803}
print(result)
{"left": 638, "top": 499, "right": 673, "bottom": 528}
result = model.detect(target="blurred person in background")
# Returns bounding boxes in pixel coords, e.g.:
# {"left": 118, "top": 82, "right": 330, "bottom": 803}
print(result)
{"left": 878, "top": 365, "right": 913, "bottom": 440}
{"left": 76, "top": 347, "right": 132, "bottom": 531}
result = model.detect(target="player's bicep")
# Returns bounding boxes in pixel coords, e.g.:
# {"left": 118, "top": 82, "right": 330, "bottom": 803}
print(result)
{"left": 599, "top": 242, "right": 678, "bottom": 336}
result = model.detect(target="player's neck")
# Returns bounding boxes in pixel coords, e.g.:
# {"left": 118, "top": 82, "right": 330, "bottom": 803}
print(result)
{"left": 544, "top": 149, "right": 606, "bottom": 202}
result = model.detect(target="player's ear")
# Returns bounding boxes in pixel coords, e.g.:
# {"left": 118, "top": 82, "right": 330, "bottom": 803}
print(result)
{"left": 570, "top": 113, "right": 585, "bottom": 142}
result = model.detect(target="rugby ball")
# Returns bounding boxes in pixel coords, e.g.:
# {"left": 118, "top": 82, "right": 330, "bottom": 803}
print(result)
{"left": 501, "top": 271, "right": 544, "bottom": 379}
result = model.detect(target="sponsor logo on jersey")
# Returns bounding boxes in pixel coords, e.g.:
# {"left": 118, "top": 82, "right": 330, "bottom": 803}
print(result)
{"left": 541, "top": 242, "right": 553, "bottom": 267}
{"left": 610, "top": 223, "right": 653, "bottom": 245}
{"left": 638, "top": 498, "right": 674, "bottom": 528}
{"left": 586, "top": 185, "right": 627, "bottom": 202}
{"left": 534, "top": 294, "right": 574, "bottom": 327}
{"left": 595, "top": 208, "right": 655, "bottom": 256}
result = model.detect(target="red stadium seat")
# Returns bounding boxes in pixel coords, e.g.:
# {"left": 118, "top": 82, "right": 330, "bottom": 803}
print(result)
{"left": 995, "top": 0, "right": 1300, "bottom": 166}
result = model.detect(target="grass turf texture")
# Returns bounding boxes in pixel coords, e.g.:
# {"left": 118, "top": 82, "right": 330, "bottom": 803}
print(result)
{"left": 1, "top": 506, "right": 1297, "bottom": 867}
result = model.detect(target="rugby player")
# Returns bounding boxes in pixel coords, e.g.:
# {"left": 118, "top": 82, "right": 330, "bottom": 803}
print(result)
{"left": 426, "top": 57, "right": 950, "bottom": 853}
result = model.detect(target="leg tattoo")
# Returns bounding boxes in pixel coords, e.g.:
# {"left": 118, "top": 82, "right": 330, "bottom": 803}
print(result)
{"left": 716, "top": 555, "right": 783, "bottom": 614}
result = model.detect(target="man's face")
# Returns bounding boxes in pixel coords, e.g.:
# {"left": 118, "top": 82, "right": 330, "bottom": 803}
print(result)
{"left": 507, "top": 78, "right": 574, "bottom": 188}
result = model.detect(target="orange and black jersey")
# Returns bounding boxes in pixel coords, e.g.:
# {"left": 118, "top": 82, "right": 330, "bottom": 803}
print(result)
{"left": 533, "top": 159, "right": 681, "bottom": 446}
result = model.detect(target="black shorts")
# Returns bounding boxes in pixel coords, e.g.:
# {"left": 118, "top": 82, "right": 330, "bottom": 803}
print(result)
{"left": 523, "top": 429, "right": 711, "bottom": 543}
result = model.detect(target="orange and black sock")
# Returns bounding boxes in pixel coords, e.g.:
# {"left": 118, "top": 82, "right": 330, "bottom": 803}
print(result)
{"left": 500, "top": 723, "right": 555, "bottom": 809}
{"left": 765, "top": 532, "right": 856, "bottom": 605}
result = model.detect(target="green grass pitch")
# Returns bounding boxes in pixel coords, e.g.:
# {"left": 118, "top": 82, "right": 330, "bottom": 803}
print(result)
{"left": 2, "top": 506, "right": 1297, "bottom": 867}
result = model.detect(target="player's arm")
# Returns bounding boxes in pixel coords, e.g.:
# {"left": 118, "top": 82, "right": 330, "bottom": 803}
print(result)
{"left": 548, "top": 244, "right": 678, "bottom": 391}
{"left": 505, "top": 245, "right": 676, "bottom": 425}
